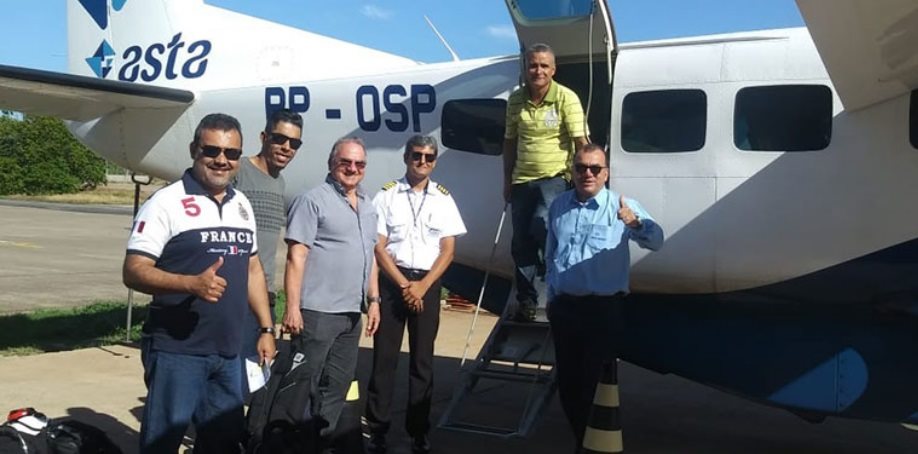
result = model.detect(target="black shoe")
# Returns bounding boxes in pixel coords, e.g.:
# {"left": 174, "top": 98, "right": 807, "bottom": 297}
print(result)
{"left": 366, "top": 433, "right": 387, "bottom": 453}
{"left": 513, "top": 304, "right": 537, "bottom": 322}
{"left": 411, "top": 435, "right": 431, "bottom": 454}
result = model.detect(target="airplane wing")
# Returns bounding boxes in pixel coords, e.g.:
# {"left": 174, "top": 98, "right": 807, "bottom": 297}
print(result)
{"left": 797, "top": 0, "right": 918, "bottom": 111}
{"left": 0, "top": 64, "right": 194, "bottom": 121}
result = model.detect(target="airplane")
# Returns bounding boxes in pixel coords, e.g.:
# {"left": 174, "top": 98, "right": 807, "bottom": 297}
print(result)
{"left": 1, "top": 0, "right": 918, "bottom": 430}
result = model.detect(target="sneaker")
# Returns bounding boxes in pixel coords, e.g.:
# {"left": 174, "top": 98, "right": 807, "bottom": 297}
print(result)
{"left": 366, "top": 433, "right": 387, "bottom": 453}
{"left": 411, "top": 435, "right": 431, "bottom": 454}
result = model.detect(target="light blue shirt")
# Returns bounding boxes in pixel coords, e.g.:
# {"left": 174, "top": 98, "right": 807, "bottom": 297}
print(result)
{"left": 545, "top": 187, "right": 664, "bottom": 300}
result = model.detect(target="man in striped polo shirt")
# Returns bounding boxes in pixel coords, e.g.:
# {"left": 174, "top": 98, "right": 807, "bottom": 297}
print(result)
{"left": 503, "top": 42, "right": 589, "bottom": 321}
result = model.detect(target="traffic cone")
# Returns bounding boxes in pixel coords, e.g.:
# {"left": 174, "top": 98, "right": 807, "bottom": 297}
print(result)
{"left": 579, "top": 361, "right": 623, "bottom": 453}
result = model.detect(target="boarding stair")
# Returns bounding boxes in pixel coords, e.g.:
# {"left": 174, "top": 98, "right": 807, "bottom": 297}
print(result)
{"left": 437, "top": 297, "right": 557, "bottom": 438}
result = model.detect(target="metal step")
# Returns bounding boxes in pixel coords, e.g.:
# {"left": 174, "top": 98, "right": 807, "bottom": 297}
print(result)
{"left": 438, "top": 298, "right": 558, "bottom": 439}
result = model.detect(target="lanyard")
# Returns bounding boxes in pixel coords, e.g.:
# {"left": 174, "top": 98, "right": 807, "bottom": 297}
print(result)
{"left": 406, "top": 184, "right": 428, "bottom": 227}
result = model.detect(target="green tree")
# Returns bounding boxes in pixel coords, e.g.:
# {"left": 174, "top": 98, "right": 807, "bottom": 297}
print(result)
{"left": 0, "top": 115, "right": 106, "bottom": 195}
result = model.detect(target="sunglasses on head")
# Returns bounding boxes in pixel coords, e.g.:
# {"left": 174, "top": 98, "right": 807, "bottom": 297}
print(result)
{"left": 267, "top": 132, "right": 303, "bottom": 150}
{"left": 573, "top": 163, "right": 606, "bottom": 175}
{"left": 410, "top": 151, "right": 437, "bottom": 163}
{"left": 337, "top": 158, "right": 367, "bottom": 170}
{"left": 199, "top": 145, "right": 243, "bottom": 161}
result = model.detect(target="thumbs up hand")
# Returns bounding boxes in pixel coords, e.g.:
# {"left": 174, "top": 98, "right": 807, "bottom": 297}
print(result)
{"left": 617, "top": 195, "right": 641, "bottom": 229}
{"left": 193, "top": 256, "right": 228, "bottom": 303}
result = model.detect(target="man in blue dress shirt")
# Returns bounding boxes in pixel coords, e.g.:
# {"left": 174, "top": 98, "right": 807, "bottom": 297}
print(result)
{"left": 545, "top": 143, "right": 664, "bottom": 448}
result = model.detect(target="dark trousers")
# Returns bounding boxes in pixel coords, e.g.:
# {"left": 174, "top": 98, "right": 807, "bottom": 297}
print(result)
{"left": 365, "top": 269, "right": 441, "bottom": 437}
{"left": 510, "top": 176, "right": 567, "bottom": 305}
{"left": 295, "top": 309, "right": 362, "bottom": 440}
{"left": 547, "top": 294, "right": 623, "bottom": 448}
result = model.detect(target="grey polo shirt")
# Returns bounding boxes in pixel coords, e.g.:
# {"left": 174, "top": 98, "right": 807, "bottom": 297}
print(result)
{"left": 286, "top": 174, "right": 377, "bottom": 313}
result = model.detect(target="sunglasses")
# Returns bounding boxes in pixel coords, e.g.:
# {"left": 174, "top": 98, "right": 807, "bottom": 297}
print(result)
{"left": 199, "top": 145, "right": 243, "bottom": 161}
{"left": 573, "top": 163, "right": 606, "bottom": 175}
{"left": 410, "top": 151, "right": 437, "bottom": 163}
{"left": 267, "top": 132, "right": 303, "bottom": 150}
{"left": 337, "top": 158, "right": 367, "bottom": 170}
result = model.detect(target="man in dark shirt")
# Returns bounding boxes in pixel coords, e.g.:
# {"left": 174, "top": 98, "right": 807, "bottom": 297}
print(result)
{"left": 123, "top": 113, "right": 276, "bottom": 454}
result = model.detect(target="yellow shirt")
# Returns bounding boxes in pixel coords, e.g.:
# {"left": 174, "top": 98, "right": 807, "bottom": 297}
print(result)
{"left": 504, "top": 81, "right": 586, "bottom": 184}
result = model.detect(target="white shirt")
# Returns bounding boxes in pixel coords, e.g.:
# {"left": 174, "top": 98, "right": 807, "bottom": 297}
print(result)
{"left": 372, "top": 177, "right": 467, "bottom": 270}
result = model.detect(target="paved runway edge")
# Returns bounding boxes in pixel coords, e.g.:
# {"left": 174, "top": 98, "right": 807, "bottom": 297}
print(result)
{"left": 0, "top": 198, "right": 133, "bottom": 216}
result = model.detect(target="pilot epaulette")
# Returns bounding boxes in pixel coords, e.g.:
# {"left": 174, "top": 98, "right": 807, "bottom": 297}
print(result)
{"left": 435, "top": 183, "right": 450, "bottom": 195}
{"left": 381, "top": 180, "right": 398, "bottom": 191}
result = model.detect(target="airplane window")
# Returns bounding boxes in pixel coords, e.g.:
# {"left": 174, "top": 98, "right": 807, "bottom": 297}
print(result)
{"left": 621, "top": 89, "right": 707, "bottom": 153}
{"left": 515, "top": 0, "right": 594, "bottom": 20}
{"left": 734, "top": 85, "right": 832, "bottom": 152}
{"left": 441, "top": 99, "right": 506, "bottom": 156}
{"left": 910, "top": 89, "right": 918, "bottom": 149}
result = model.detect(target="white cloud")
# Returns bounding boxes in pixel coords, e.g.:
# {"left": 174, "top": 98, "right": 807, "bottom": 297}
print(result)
{"left": 361, "top": 5, "right": 393, "bottom": 20}
{"left": 486, "top": 25, "right": 517, "bottom": 39}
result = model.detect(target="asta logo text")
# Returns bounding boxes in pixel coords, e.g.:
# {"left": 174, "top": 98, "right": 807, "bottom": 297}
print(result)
{"left": 86, "top": 33, "right": 212, "bottom": 81}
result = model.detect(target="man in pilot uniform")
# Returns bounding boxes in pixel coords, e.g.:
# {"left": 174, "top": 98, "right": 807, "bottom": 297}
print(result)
{"left": 365, "top": 135, "right": 466, "bottom": 454}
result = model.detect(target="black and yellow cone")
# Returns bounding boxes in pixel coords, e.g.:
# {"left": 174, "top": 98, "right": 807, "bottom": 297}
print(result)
{"left": 580, "top": 361, "right": 623, "bottom": 453}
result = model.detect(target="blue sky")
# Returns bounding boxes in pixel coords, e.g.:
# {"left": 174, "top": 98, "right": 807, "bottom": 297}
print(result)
{"left": 0, "top": 0, "right": 804, "bottom": 71}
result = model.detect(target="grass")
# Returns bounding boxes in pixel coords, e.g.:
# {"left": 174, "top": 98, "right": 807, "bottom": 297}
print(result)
{"left": 4, "top": 182, "right": 162, "bottom": 205}
{"left": 0, "top": 301, "right": 147, "bottom": 356}
{"left": 0, "top": 294, "right": 287, "bottom": 356}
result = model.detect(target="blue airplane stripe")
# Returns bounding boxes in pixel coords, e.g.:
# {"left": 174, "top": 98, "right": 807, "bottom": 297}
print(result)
{"left": 78, "top": 0, "right": 108, "bottom": 30}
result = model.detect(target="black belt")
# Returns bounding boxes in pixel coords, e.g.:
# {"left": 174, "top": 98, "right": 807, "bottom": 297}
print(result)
{"left": 397, "top": 266, "right": 429, "bottom": 280}
{"left": 512, "top": 173, "right": 566, "bottom": 186}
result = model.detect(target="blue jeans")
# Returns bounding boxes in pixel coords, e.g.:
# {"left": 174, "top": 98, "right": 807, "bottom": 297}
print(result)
{"left": 139, "top": 338, "right": 244, "bottom": 454}
{"left": 510, "top": 176, "right": 568, "bottom": 305}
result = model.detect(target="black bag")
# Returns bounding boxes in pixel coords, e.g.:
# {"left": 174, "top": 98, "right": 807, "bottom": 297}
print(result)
{"left": 45, "top": 419, "right": 122, "bottom": 454}
{"left": 245, "top": 337, "right": 318, "bottom": 454}
{"left": 0, "top": 423, "right": 46, "bottom": 454}
{"left": 1, "top": 408, "right": 49, "bottom": 454}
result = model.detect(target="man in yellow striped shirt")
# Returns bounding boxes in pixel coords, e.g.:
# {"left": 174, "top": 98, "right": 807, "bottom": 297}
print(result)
{"left": 503, "top": 43, "right": 589, "bottom": 321}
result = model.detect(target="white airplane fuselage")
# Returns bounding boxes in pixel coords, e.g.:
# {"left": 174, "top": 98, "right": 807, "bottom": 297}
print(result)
{"left": 3, "top": 0, "right": 917, "bottom": 424}
{"left": 74, "top": 26, "right": 918, "bottom": 304}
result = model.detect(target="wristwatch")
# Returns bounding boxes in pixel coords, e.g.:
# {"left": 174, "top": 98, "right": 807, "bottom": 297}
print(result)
{"left": 259, "top": 326, "right": 276, "bottom": 335}
{"left": 367, "top": 296, "right": 381, "bottom": 304}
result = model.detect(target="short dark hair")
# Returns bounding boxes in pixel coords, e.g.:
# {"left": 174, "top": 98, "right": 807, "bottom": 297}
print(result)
{"left": 403, "top": 134, "right": 438, "bottom": 158}
{"left": 265, "top": 108, "right": 303, "bottom": 132}
{"left": 192, "top": 113, "right": 242, "bottom": 148}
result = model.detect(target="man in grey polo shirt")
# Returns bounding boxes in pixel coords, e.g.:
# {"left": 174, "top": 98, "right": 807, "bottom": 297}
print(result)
{"left": 283, "top": 136, "right": 381, "bottom": 447}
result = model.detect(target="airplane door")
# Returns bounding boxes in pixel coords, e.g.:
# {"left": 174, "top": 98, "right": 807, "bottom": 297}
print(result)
{"left": 505, "top": 0, "right": 617, "bottom": 145}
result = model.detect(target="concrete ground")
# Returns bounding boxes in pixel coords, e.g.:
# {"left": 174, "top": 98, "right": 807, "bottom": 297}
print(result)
{"left": 1, "top": 202, "right": 918, "bottom": 453}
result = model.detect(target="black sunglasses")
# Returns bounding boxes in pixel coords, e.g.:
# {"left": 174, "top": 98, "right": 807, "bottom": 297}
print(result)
{"left": 199, "top": 145, "right": 243, "bottom": 161}
{"left": 267, "top": 132, "right": 303, "bottom": 150}
{"left": 410, "top": 151, "right": 437, "bottom": 163}
{"left": 574, "top": 163, "right": 606, "bottom": 175}
{"left": 337, "top": 158, "right": 367, "bottom": 170}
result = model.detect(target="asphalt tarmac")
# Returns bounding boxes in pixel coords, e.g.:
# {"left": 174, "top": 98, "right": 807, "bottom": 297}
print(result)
{"left": 1, "top": 201, "right": 917, "bottom": 453}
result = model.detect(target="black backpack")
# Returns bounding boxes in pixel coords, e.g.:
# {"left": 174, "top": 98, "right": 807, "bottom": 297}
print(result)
{"left": 45, "top": 419, "right": 122, "bottom": 454}
{"left": 0, "top": 409, "right": 121, "bottom": 454}
{"left": 0, "top": 423, "right": 45, "bottom": 454}
{"left": 245, "top": 337, "right": 319, "bottom": 454}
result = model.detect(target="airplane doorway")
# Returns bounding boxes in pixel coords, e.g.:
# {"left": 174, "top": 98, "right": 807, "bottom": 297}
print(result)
{"left": 554, "top": 58, "right": 614, "bottom": 148}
